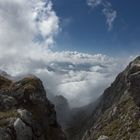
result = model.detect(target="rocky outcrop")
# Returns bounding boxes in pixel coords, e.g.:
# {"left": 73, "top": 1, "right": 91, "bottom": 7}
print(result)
{"left": 66, "top": 56, "right": 140, "bottom": 140}
{"left": 81, "top": 56, "right": 140, "bottom": 140}
{"left": 0, "top": 75, "right": 66, "bottom": 140}
{"left": 52, "top": 95, "right": 71, "bottom": 128}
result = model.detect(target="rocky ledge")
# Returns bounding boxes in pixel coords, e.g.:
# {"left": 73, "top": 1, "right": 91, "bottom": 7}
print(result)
{"left": 0, "top": 75, "right": 66, "bottom": 140}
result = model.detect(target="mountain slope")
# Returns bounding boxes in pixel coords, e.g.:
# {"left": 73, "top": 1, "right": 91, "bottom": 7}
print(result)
{"left": 0, "top": 75, "right": 66, "bottom": 140}
{"left": 67, "top": 56, "right": 140, "bottom": 140}
{"left": 81, "top": 56, "right": 140, "bottom": 140}
{"left": 52, "top": 95, "right": 71, "bottom": 128}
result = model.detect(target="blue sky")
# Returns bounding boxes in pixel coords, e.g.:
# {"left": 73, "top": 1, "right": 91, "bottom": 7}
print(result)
{"left": 0, "top": 0, "right": 139, "bottom": 107}
{"left": 52, "top": 0, "right": 140, "bottom": 56}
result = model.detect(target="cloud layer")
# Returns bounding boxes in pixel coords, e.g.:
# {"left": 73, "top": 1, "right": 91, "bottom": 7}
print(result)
{"left": 0, "top": 0, "right": 133, "bottom": 107}
{"left": 87, "top": 0, "right": 117, "bottom": 30}
{"left": 0, "top": 0, "right": 59, "bottom": 55}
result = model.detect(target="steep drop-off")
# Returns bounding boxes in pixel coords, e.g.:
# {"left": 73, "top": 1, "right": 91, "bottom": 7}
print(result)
{"left": 68, "top": 57, "right": 140, "bottom": 140}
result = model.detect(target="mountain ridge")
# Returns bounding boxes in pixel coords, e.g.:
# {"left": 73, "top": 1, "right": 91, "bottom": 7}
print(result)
{"left": 0, "top": 75, "right": 66, "bottom": 140}
{"left": 67, "top": 56, "right": 140, "bottom": 140}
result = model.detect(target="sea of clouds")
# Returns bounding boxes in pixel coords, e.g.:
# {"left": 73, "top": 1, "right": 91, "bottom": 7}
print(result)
{"left": 0, "top": 0, "right": 135, "bottom": 107}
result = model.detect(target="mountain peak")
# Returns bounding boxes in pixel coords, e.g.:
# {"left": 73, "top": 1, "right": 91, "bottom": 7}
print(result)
{"left": 67, "top": 56, "right": 140, "bottom": 140}
{"left": 81, "top": 56, "right": 140, "bottom": 140}
{"left": 0, "top": 74, "right": 67, "bottom": 140}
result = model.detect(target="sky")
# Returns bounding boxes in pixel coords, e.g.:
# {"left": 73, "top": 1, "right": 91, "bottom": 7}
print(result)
{"left": 52, "top": 0, "right": 140, "bottom": 55}
{"left": 0, "top": 0, "right": 139, "bottom": 107}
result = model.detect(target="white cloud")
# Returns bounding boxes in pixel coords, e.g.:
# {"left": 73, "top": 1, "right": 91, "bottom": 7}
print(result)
{"left": 0, "top": 0, "right": 59, "bottom": 74}
{"left": 0, "top": 0, "right": 133, "bottom": 107}
{"left": 0, "top": 0, "right": 59, "bottom": 53}
{"left": 87, "top": 0, "right": 103, "bottom": 8}
{"left": 102, "top": 8, "right": 117, "bottom": 31}
{"left": 87, "top": 0, "right": 117, "bottom": 30}
{"left": 32, "top": 51, "right": 131, "bottom": 107}
{"left": 34, "top": 0, "right": 60, "bottom": 44}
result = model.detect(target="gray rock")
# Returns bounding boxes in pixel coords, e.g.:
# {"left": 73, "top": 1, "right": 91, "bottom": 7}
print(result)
{"left": 14, "top": 118, "right": 33, "bottom": 140}
{"left": 0, "top": 128, "right": 11, "bottom": 140}
{"left": 17, "top": 109, "right": 43, "bottom": 138}
{"left": 17, "top": 109, "right": 32, "bottom": 125}
{"left": 97, "top": 135, "right": 110, "bottom": 140}
{"left": 0, "top": 95, "right": 17, "bottom": 110}
{"left": 0, "top": 75, "right": 67, "bottom": 140}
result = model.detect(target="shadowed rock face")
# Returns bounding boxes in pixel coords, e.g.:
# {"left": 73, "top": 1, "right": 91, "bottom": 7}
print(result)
{"left": 81, "top": 57, "right": 140, "bottom": 140}
{"left": 67, "top": 56, "right": 140, "bottom": 140}
{"left": 0, "top": 75, "right": 66, "bottom": 140}
{"left": 52, "top": 95, "right": 71, "bottom": 129}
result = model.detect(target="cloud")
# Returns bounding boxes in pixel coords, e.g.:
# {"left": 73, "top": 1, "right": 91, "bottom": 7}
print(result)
{"left": 0, "top": 0, "right": 59, "bottom": 53}
{"left": 0, "top": 0, "right": 60, "bottom": 75}
{"left": 87, "top": 0, "right": 117, "bottom": 30}
{"left": 87, "top": 0, "right": 103, "bottom": 8}
{"left": 37, "top": 52, "right": 135, "bottom": 107}
{"left": 31, "top": 51, "right": 132, "bottom": 107}
{"left": 0, "top": 0, "right": 133, "bottom": 107}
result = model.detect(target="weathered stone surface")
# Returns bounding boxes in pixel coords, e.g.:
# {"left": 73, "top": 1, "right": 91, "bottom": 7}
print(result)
{"left": 0, "top": 75, "right": 67, "bottom": 140}
{"left": 80, "top": 57, "right": 140, "bottom": 140}
{"left": 14, "top": 118, "right": 33, "bottom": 140}
{"left": 17, "top": 109, "right": 33, "bottom": 125}
{"left": 98, "top": 135, "right": 110, "bottom": 140}
{"left": 0, "top": 95, "right": 17, "bottom": 110}
{"left": 0, "top": 128, "right": 11, "bottom": 140}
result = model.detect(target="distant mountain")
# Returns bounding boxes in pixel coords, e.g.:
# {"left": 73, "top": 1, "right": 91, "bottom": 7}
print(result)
{"left": 67, "top": 56, "right": 140, "bottom": 140}
{"left": 0, "top": 74, "right": 66, "bottom": 140}
{"left": 0, "top": 70, "right": 12, "bottom": 79}
{"left": 52, "top": 95, "right": 71, "bottom": 128}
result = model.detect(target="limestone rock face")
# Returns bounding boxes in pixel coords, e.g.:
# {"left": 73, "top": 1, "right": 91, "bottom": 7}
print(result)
{"left": 0, "top": 75, "right": 66, "bottom": 140}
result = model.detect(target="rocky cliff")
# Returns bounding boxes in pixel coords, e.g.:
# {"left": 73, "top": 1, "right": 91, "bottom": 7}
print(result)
{"left": 0, "top": 75, "right": 66, "bottom": 140}
{"left": 67, "top": 56, "right": 140, "bottom": 140}
{"left": 81, "top": 56, "right": 140, "bottom": 140}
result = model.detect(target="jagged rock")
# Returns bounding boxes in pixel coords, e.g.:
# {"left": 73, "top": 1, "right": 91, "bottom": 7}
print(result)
{"left": 17, "top": 109, "right": 33, "bottom": 125}
{"left": 0, "top": 95, "right": 17, "bottom": 110}
{"left": 79, "top": 57, "right": 140, "bottom": 140}
{"left": 98, "top": 135, "right": 110, "bottom": 140}
{"left": 14, "top": 118, "right": 33, "bottom": 140}
{"left": 17, "top": 109, "right": 43, "bottom": 139}
{"left": 67, "top": 56, "right": 140, "bottom": 140}
{"left": 0, "top": 75, "right": 66, "bottom": 140}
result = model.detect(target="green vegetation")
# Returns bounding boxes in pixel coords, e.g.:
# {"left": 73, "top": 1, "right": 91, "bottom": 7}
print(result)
{"left": 0, "top": 75, "right": 12, "bottom": 89}
{"left": 91, "top": 96, "right": 140, "bottom": 140}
